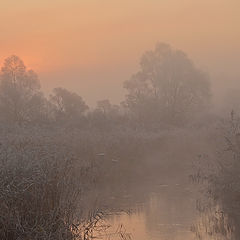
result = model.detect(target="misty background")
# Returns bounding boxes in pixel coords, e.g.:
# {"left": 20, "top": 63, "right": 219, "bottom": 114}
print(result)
{"left": 1, "top": 1, "right": 240, "bottom": 240}
{"left": 0, "top": 0, "right": 240, "bottom": 106}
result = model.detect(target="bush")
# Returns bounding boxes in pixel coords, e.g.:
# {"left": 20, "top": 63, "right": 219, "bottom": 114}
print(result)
{"left": 0, "top": 131, "right": 90, "bottom": 240}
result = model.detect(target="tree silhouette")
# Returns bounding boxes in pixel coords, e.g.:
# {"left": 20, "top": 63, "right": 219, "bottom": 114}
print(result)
{"left": 50, "top": 87, "right": 88, "bottom": 122}
{"left": 0, "top": 55, "right": 41, "bottom": 124}
{"left": 123, "top": 43, "right": 211, "bottom": 125}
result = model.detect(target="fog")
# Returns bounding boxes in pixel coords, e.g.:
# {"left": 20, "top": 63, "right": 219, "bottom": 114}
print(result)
{"left": 1, "top": 0, "right": 240, "bottom": 106}
{"left": 1, "top": 1, "right": 240, "bottom": 240}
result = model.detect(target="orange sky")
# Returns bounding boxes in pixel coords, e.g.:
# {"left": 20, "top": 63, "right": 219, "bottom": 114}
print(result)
{"left": 0, "top": 0, "right": 240, "bottom": 105}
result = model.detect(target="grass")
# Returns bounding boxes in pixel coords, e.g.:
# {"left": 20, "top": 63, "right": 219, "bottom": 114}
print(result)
{"left": 0, "top": 129, "right": 92, "bottom": 239}
{"left": 0, "top": 125, "right": 161, "bottom": 240}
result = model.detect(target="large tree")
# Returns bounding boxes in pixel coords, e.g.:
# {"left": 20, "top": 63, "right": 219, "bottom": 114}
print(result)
{"left": 0, "top": 55, "right": 42, "bottom": 124}
{"left": 88, "top": 99, "right": 122, "bottom": 129}
{"left": 123, "top": 43, "right": 211, "bottom": 125}
{"left": 50, "top": 87, "right": 88, "bottom": 122}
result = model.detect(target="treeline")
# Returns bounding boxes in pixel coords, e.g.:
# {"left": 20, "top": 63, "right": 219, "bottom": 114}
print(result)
{"left": 0, "top": 43, "right": 212, "bottom": 240}
{"left": 0, "top": 43, "right": 211, "bottom": 129}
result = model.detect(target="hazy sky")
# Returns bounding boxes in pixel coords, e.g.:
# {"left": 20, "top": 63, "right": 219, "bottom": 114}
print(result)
{"left": 0, "top": 0, "right": 239, "bottom": 105}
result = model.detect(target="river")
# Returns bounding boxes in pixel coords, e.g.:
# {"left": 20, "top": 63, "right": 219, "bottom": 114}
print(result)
{"left": 91, "top": 130, "right": 216, "bottom": 240}
{"left": 93, "top": 172, "right": 199, "bottom": 240}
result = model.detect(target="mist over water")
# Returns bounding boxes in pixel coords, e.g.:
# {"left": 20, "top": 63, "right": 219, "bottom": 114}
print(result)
{"left": 91, "top": 129, "right": 215, "bottom": 240}
{"left": 0, "top": 43, "right": 238, "bottom": 239}
{"left": 0, "top": 1, "right": 240, "bottom": 240}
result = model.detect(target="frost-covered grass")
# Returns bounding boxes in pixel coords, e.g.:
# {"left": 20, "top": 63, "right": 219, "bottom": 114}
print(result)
{"left": 191, "top": 113, "right": 240, "bottom": 240}
{"left": 0, "top": 128, "right": 95, "bottom": 240}
{"left": 0, "top": 125, "right": 163, "bottom": 239}
{"left": 0, "top": 123, "right": 209, "bottom": 240}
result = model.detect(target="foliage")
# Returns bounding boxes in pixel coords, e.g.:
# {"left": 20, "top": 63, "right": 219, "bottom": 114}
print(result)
{"left": 0, "top": 55, "right": 42, "bottom": 124}
{"left": 191, "top": 112, "right": 240, "bottom": 240}
{"left": 0, "top": 46, "right": 213, "bottom": 239}
{"left": 50, "top": 87, "right": 88, "bottom": 123}
{"left": 123, "top": 43, "right": 211, "bottom": 126}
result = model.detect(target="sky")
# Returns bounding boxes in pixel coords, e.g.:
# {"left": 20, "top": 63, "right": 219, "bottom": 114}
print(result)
{"left": 0, "top": 0, "right": 240, "bottom": 106}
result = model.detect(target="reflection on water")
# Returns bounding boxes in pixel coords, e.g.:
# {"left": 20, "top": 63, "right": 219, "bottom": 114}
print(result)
{"left": 102, "top": 183, "right": 197, "bottom": 240}
{"left": 91, "top": 132, "right": 215, "bottom": 240}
